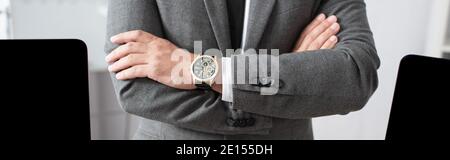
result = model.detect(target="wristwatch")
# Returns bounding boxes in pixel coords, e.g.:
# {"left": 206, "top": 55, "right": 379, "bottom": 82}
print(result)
{"left": 191, "top": 55, "right": 219, "bottom": 89}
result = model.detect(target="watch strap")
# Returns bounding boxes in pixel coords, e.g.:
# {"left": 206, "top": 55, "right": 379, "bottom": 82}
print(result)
{"left": 194, "top": 79, "right": 211, "bottom": 90}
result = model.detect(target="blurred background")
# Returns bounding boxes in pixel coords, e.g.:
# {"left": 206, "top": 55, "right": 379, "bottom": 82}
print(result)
{"left": 1, "top": 0, "right": 449, "bottom": 140}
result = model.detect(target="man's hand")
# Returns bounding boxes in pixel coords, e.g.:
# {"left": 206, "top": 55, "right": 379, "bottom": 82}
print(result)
{"left": 293, "top": 14, "right": 340, "bottom": 52}
{"left": 106, "top": 30, "right": 196, "bottom": 90}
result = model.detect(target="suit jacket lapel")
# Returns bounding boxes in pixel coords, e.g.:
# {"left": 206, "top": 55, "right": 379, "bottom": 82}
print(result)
{"left": 244, "top": 0, "right": 276, "bottom": 50}
{"left": 203, "top": 0, "right": 232, "bottom": 54}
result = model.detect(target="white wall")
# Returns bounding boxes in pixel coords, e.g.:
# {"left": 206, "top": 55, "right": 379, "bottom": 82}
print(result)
{"left": 313, "top": 0, "right": 433, "bottom": 140}
{"left": 9, "top": 0, "right": 108, "bottom": 71}
{"left": 0, "top": 0, "right": 10, "bottom": 39}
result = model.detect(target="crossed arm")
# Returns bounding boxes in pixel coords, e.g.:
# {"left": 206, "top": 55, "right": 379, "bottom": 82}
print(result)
{"left": 106, "top": 14, "right": 341, "bottom": 92}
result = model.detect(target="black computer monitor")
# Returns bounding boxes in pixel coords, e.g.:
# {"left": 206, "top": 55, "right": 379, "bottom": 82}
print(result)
{"left": 386, "top": 55, "right": 450, "bottom": 141}
{"left": 1, "top": 39, "right": 90, "bottom": 141}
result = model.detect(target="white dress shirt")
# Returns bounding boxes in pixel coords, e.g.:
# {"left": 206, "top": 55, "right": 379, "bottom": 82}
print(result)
{"left": 221, "top": 0, "right": 251, "bottom": 102}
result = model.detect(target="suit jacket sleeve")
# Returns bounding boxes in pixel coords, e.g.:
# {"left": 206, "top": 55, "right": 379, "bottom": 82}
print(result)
{"left": 231, "top": 0, "right": 380, "bottom": 119}
{"left": 104, "top": 0, "right": 272, "bottom": 135}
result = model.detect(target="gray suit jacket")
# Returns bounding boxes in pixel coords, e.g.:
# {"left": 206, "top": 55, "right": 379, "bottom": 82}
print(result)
{"left": 105, "top": 0, "right": 379, "bottom": 140}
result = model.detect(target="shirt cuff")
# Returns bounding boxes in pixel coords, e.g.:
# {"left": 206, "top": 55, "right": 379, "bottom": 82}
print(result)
{"left": 221, "top": 57, "right": 233, "bottom": 102}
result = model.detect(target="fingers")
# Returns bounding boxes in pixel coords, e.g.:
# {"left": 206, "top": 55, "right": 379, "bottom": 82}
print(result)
{"left": 110, "top": 30, "right": 157, "bottom": 44}
{"left": 115, "top": 65, "right": 149, "bottom": 80}
{"left": 108, "top": 53, "right": 149, "bottom": 72}
{"left": 301, "top": 13, "right": 326, "bottom": 39}
{"left": 105, "top": 42, "right": 147, "bottom": 63}
{"left": 320, "top": 36, "right": 338, "bottom": 49}
{"left": 298, "top": 15, "right": 337, "bottom": 51}
{"left": 295, "top": 13, "right": 326, "bottom": 49}
{"left": 306, "top": 22, "right": 340, "bottom": 51}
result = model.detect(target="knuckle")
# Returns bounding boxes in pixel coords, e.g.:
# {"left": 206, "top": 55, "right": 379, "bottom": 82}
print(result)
{"left": 124, "top": 55, "right": 133, "bottom": 64}
{"left": 128, "top": 54, "right": 137, "bottom": 61}
{"left": 147, "top": 40, "right": 158, "bottom": 49}
{"left": 327, "top": 27, "right": 337, "bottom": 34}
{"left": 125, "top": 43, "right": 133, "bottom": 49}
{"left": 318, "top": 35, "right": 329, "bottom": 42}
{"left": 149, "top": 35, "right": 158, "bottom": 42}
{"left": 128, "top": 42, "right": 137, "bottom": 47}
{"left": 303, "top": 35, "right": 313, "bottom": 43}
{"left": 154, "top": 43, "right": 163, "bottom": 50}
{"left": 132, "top": 67, "right": 139, "bottom": 75}
{"left": 310, "top": 29, "right": 321, "bottom": 37}
{"left": 123, "top": 43, "right": 133, "bottom": 52}
{"left": 152, "top": 38, "right": 163, "bottom": 47}
{"left": 321, "top": 20, "right": 331, "bottom": 27}
{"left": 314, "top": 37, "right": 328, "bottom": 43}
{"left": 136, "top": 30, "right": 144, "bottom": 35}
{"left": 311, "top": 41, "right": 321, "bottom": 48}
{"left": 325, "top": 27, "right": 334, "bottom": 34}
{"left": 132, "top": 30, "right": 144, "bottom": 38}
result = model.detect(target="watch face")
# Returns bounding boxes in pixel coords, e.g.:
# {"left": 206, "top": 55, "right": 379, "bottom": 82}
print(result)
{"left": 193, "top": 56, "right": 216, "bottom": 79}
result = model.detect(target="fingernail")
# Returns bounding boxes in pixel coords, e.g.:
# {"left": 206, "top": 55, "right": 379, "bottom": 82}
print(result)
{"left": 330, "top": 36, "right": 337, "bottom": 42}
{"left": 327, "top": 15, "right": 337, "bottom": 23}
{"left": 316, "top": 13, "right": 325, "bottom": 20}
{"left": 105, "top": 55, "right": 111, "bottom": 62}
{"left": 331, "top": 23, "right": 339, "bottom": 30}
{"left": 110, "top": 36, "right": 117, "bottom": 43}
